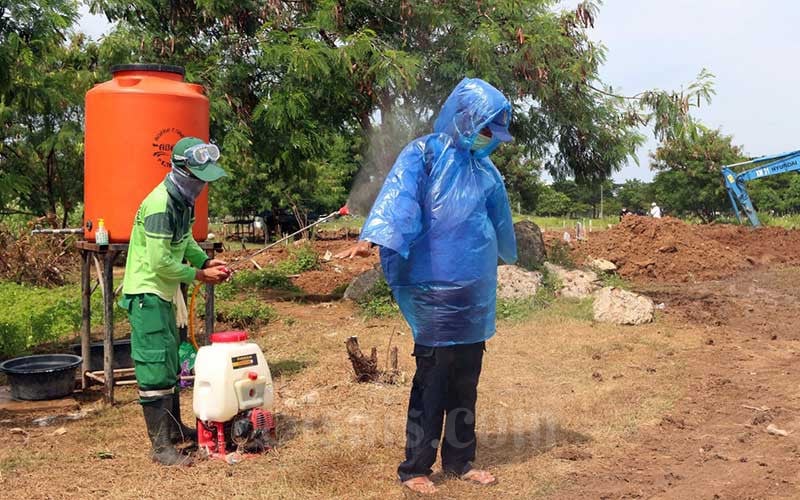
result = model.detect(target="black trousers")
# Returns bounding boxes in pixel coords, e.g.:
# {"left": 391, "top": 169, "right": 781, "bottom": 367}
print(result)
{"left": 397, "top": 341, "right": 485, "bottom": 482}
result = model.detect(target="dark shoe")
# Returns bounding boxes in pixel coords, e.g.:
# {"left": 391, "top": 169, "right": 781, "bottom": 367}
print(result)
{"left": 142, "top": 399, "right": 193, "bottom": 466}
{"left": 170, "top": 392, "right": 197, "bottom": 444}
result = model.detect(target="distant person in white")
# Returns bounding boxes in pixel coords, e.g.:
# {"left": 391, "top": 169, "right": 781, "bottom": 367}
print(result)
{"left": 650, "top": 202, "right": 662, "bottom": 218}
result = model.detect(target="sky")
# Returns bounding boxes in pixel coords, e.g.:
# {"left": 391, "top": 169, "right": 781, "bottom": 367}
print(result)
{"left": 77, "top": 4, "right": 111, "bottom": 40}
{"left": 559, "top": 0, "right": 800, "bottom": 181}
{"left": 79, "top": 1, "right": 800, "bottom": 182}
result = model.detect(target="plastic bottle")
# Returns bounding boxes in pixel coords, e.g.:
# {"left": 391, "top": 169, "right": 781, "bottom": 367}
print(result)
{"left": 95, "top": 218, "right": 109, "bottom": 248}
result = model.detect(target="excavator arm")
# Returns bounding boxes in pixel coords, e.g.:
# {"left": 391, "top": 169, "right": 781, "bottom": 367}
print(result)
{"left": 722, "top": 150, "right": 800, "bottom": 226}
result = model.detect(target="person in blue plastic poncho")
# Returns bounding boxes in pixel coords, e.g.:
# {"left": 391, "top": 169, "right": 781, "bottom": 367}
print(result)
{"left": 336, "top": 78, "right": 517, "bottom": 495}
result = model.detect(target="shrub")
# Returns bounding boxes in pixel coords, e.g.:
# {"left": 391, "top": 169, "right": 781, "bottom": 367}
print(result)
{"left": 224, "top": 269, "right": 300, "bottom": 293}
{"left": 0, "top": 282, "right": 112, "bottom": 357}
{"left": 216, "top": 299, "right": 276, "bottom": 328}
{"left": 274, "top": 244, "right": 319, "bottom": 275}
{"left": 547, "top": 241, "right": 575, "bottom": 269}
{"left": 356, "top": 277, "right": 398, "bottom": 318}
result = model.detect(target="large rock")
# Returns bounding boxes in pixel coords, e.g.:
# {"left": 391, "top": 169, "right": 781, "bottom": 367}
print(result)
{"left": 513, "top": 221, "right": 547, "bottom": 270}
{"left": 589, "top": 258, "right": 617, "bottom": 273}
{"left": 496, "top": 265, "right": 542, "bottom": 299}
{"left": 544, "top": 263, "right": 600, "bottom": 299}
{"left": 592, "top": 287, "right": 655, "bottom": 325}
{"left": 343, "top": 267, "right": 384, "bottom": 301}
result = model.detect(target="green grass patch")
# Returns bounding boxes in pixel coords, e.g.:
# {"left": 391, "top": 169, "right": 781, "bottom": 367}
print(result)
{"left": 216, "top": 299, "right": 276, "bottom": 329}
{"left": 544, "top": 297, "right": 595, "bottom": 321}
{"left": 513, "top": 215, "right": 618, "bottom": 232}
{"left": 356, "top": 277, "right": 399, "bottom": 318}
{"left": 496, "top": 267, "right": 560, "bottom": 321}
{"left": 496, "top": 268, "right": 561, "bottom": 322}
{"left": 270, "top": 358, "right": 309, "bottom": 377}
{"left": 0, "top": 281, "right": 115, "bottom": 357}
{"left": 218, "top": 245, "right": 320, "bottom": 297}
{"left": 274, "top": 244, "right": 319, "bottom": 274}
{"left": 321, "top": 215, "right": 365, "bottom": 231}
{"left": 598, "top": 272, "right": 630, "bottom": 290}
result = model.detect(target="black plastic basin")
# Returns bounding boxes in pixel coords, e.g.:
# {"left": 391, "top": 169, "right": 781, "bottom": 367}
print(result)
{"left": 0, "top": 354, "right": 82, "bottom": 400}
{"left": 70, "top": 339, "right": 133, "bottom": 372}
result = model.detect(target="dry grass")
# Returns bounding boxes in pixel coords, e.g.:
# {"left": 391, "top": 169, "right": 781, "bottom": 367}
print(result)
{"left": 0, "top": 298, "right": 701, "bottom": 499}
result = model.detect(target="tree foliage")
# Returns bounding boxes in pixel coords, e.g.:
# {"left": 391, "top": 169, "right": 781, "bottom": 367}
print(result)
{"left": 2, "top": 0, "right": 716, "bottom": 223}
{"left": 650, "top": 126, "right": 745, "bottom": 221}
{"left": 0, "top": 1, "right": 99, "bottom": 226}
{"left": 615, "top": 179, "right": 652, "bottom": 212}
{"left": 535, "top": 185, "right": 572, "bottom": 216}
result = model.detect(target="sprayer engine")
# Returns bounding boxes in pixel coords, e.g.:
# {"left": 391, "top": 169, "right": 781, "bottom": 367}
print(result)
{"left": 192, "top": 331, "right": 275, "bottom": 462}
{"left": 197, "top": 407, "right": 276, "bottom": 460}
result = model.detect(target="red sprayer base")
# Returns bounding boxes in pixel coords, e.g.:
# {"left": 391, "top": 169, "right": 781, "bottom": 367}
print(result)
{"left": 196, "top": 409, "right": 276, "bottom": 463}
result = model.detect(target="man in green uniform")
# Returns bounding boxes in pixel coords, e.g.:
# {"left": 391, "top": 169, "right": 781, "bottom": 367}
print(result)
{"left": 120, "top": 137, "right": 229, "bottom": 466}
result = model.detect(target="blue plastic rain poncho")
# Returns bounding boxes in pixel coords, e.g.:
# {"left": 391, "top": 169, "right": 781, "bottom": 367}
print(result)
{"left": 360, "top": 78, "right": 518, "bottom": 347}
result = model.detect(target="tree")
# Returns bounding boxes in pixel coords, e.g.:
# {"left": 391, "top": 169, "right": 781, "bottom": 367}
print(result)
{"left": 0, "top": 1, "right": 99, "bottom": 226}
{"left": 90, "top": 0, "right": 417, "bottom": 219}
{"left": 535, "top": 185, "right": 571, "bottom": 216}
{"left": 616, "top": 179, "right": 652, "bottom": 212}
{"left": 89, "top": 0, "right": 714, "bottom": 218}
{"left": 490, "top": 142, "right": 541, "bottom": 213}
{"left": 783, "top": 175, "right": 800, "bottom": 214}
{"left": 650, "top": 126, "right": 746, "bottom": 221}
{"left": 550, "top": 178, "right": 610, "bottom": 217}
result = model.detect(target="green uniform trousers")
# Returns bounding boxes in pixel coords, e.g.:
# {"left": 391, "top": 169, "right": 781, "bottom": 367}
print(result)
{"left": 120, "top": 293, "right": 179, "bottom": 403}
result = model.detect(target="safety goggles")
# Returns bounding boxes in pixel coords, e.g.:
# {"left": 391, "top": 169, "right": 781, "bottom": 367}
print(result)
{"left": 174, "top": 143, "right": 220, "bottom": 166}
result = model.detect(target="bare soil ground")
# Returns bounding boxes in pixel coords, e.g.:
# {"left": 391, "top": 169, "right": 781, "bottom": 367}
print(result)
{"left": 551, "top": 215, "right": 800, "bottom": 283}
{"left": 226, "top": 239, "right": 378, "bottom": 297}
{"left": 2, "top": 220, "right": 800, "bottom": 499}
{"left": 558, "top": 266, "right": 800, "bottom": 499}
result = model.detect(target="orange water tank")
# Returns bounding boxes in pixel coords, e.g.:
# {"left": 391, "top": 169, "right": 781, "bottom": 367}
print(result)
{"left": 84, "top": 64, "right": 210, "bottom": 243}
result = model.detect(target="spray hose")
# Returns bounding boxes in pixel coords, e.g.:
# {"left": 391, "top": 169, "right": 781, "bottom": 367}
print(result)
{"left": 188, "top": 284, "right": 201, "bottom": 350}
{"left": 186, "top": 205, "right": 350, "bottom": 348}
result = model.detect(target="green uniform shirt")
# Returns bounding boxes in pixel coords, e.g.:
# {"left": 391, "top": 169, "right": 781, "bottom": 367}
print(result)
{"left": 122, "top": 178, "right": 208, "bottom": 301}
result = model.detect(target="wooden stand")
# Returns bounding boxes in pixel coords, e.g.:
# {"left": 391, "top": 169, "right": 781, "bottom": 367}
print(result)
{"left": 76, "top": 240, "right": 222, "bottom": 403}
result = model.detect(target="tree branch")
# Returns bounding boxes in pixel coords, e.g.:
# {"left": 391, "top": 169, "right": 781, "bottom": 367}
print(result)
{"left": 318, "top": 29, "right": 336, "bottom": 49}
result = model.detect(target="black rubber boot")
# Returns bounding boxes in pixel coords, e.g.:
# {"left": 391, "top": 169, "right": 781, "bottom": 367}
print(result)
{"left": 142, "top": 399, "right": 193, "bottom": 466}
{"left": 170, "top": 392, "right": 197, "bottom": 444}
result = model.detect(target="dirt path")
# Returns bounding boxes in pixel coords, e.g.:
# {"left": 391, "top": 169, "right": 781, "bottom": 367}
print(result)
{"left": 556, "top": 266, "right": 800, "bottom": 499}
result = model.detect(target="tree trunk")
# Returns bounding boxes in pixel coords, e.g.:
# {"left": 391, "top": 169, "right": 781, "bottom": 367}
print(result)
{"left": 345, "top": 336, "right": 380, "bottom": 382}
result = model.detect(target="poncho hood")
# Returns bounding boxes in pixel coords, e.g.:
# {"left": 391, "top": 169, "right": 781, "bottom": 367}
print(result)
{"left": 432, "top": 78, "right": 513, "bottom": 157}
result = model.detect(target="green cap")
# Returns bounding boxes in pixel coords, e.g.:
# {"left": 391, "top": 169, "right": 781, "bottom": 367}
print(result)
{"left": 171, "top": 137, "right": 227, "bottom": 182}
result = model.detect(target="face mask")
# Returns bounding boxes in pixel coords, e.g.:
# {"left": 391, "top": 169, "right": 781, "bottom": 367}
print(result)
{"left": 471, "top": 133, "right": 492, "bottom": 152}
{"left": 168, "top": 164, "right": 207, "bottom": 205}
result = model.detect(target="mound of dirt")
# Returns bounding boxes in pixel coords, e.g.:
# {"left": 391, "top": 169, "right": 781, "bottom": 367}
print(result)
{"left": 565, "top": 216, "right": 800, "bottom": 283}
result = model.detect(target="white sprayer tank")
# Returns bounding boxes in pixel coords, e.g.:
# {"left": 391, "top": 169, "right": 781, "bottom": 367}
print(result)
{"left": 193, "top": 331, "right": 273, "bottom": 422}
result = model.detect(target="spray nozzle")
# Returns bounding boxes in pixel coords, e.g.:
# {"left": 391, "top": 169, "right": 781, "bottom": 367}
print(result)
{"left": 338, "top": 206, "right": 350, "bottom": 216}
